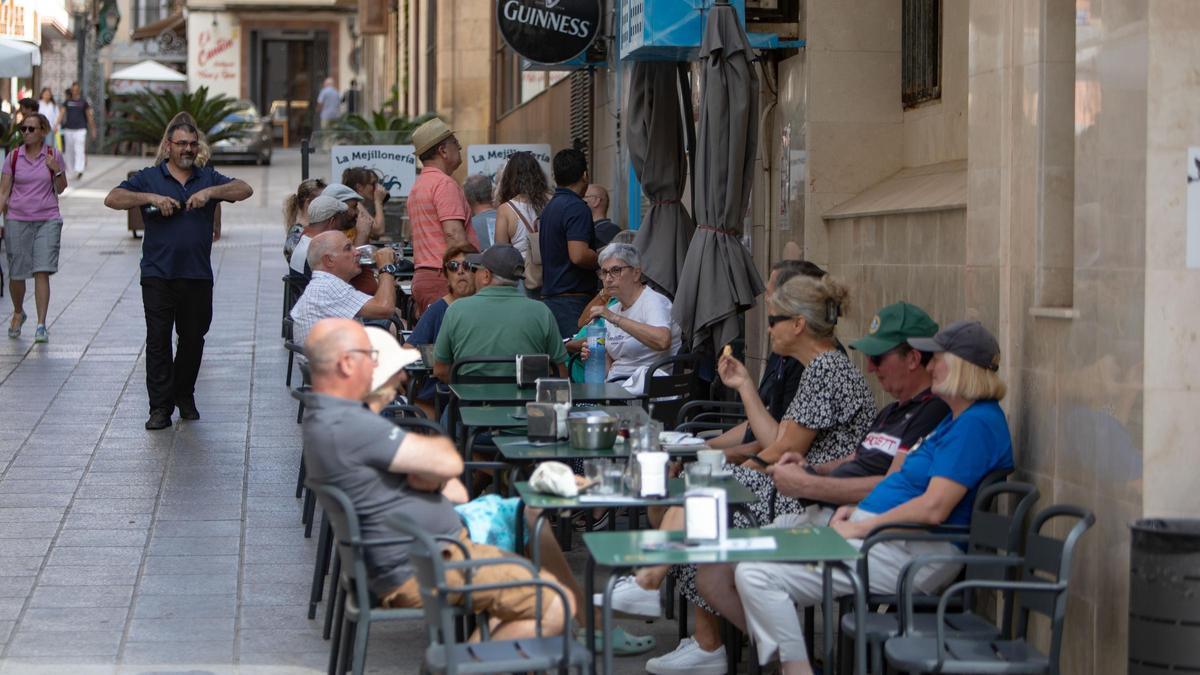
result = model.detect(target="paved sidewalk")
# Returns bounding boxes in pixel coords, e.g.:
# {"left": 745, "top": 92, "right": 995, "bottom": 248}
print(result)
{"left": 0, "top": 151, "right": 417, "bottom": 673}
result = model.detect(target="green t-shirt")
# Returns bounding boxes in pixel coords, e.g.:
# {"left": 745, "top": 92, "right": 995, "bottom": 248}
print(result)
{"left": 434, "top": 285, "right": 568, "bottom": 378}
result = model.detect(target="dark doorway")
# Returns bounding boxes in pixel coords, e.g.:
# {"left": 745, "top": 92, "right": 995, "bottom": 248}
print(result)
{"left": 251, "top": 29, "right": 330, "bottom": 146}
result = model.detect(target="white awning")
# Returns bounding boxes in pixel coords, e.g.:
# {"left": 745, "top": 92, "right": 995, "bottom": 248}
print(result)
{"left": 0, "top": 38, "right": 40, "bottom": 78}
{"left": 109, "top": 59, "right": 187, "bottom": 82}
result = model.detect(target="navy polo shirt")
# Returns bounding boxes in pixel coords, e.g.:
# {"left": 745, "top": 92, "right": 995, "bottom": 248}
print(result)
{"left": 118, "top": 162, "right": 234, "bottom": 280}
{"left": 539, "top": 187, "right": 597, "bottom": 296}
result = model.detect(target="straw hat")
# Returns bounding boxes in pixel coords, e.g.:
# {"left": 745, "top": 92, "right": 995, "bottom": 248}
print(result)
{"left": 412, "top": 118, "right": 455, "bottom": 157}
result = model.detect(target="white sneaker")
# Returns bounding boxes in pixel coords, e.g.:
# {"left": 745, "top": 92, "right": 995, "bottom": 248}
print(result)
{"left": 592, "top": 574, "right": 662, "bottom": 617}
{"left": 645, "top": 637, "right": 727, "bottom": 675}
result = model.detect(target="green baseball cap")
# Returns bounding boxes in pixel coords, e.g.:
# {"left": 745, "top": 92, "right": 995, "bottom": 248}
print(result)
{"left": 848, "top": 302, "right": 939, "bottom": 356}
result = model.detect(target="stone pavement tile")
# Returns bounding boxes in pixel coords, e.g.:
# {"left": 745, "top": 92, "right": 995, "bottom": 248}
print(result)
{"left": 88, "top": 459, "right": 166, "bottom": 474}
{"left": 241, "top": 563, "right": 313, "bottom": 585}
{"left": 240, "top": 582, "right": 312, "bottom": 607}
{"left": 130, "top": 593, "right": 236, "bottom": 620}
{"left": 0, "top": 494, "right": 73, "bottom": 508}
{"left": 0, "top": 619, "right": 12, "bottom": 643}
{"left": 158, "top": 488, "right": 242, "bottom": 505}
{"left": 0, "top": 539, "right": 52, "bottom": 557}
{"left": 242, "top": 544, "right": 316, "bottom": 566}
{"left": 46, "top": 546, "right": 144, "bottom": 567}
{"left": 0, "top": 577, "right": 34, "bottom": 599}
{"left": 18, "top": 606, "right": 128, "bottom": 632}
{"left": 244, "top": 509, "right": 307, "bottom": 529}
{"left": 244, "top": 496, "right": 304, "bottom": 514}
{"left": 237, "top": 604, "right": 326, "bottom": 632}
{"left": 0, "top": 660, "right": 117, "bottom": 675}
{"left": 77, "top": 472, "right": 163, "bottom": 487}
{"left": 0, "top": 597, "right": 26, "bottom": 621}
{"left": 237, "top": 627, "right": 326, "bottom": 654}
{"left": 0, "top": 521, "right": 62, "bottom": 539}
{"left": 2, "top": 467, "right": 83, "bottom": 481}
{"left": 137, "top": 574, "right": 238, "bottom": 596}
{"left": 28, "top": 585, "right": 134, "bottom": 608}
{"left": 151, "top": 520, "right": 241, "bottom": 538}
{"left": 55, "top": 529, "right": 149, "bottom": 548}
{"left": 119, "top": 639, "right": 235, "bottom": 665}
{"left": 4, "top": 629, "right": 124, "bottom": 658}
{"left": 154, "top": 502, "right": 243, "bottom": 521}
{"left": 0, "top": 557, "right": 46, "bottom": 576}
{"left": 38, "top": 566, "right": 140, "bottom": 587}
{"left": 6, "top": 454, "right": 93, "bottom": 469}
{"left": 237, "top": 650, "right": 330, "bottom": 671}
{"left": 0, "top": 506, "right": 68, "bottom": 522}
{"left": 0, "top": 480, "right": 83, "bottom": 495}
{"left": 61, "top": 512, "right": 154, "bottom": 531}
{"left": 69, "top": 498, "right": 159, "bottom": 515}
{"left": 73, "top": 484, "right": 161, "bottom": 500}
{"left": 125, "top": 617, "right": 235, "bottom": 643}
{"left": 244, "top": 528, "right": 310, "bottom": 547}
{"left": 142, "top": 555, "right": 239, "bottom": 576}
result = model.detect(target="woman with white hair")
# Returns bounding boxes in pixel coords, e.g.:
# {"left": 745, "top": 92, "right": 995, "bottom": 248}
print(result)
{"left": 581, "top": 242, "right": 681, "bottom": 385}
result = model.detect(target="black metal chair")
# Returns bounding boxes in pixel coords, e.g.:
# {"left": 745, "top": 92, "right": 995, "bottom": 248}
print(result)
{"left": 673, "top": 399, "right": 748, "bottom": 436}
{"left": 309, "top": 482, "right": 465, "bottom": 675}
{"left": 642, "top": 353, "right": 698, "bottom": 428}
{"left": 391, "top": 513, "right": 592, "bottom": 674}
{"left": 883, "top": 504, "right": 1095, "bottom": 673}
{"left": 282, "top": 273, "right": 307, "bottom": 338}
{"left": 839, "top": 481, "right": 1041, "bottom": 672}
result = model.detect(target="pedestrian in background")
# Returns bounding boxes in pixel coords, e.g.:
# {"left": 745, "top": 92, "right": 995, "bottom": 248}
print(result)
{"left": 584, "top": 184, "right": 621, "bottom": 246}
{"left": 317, "top": 77, "right": 340, "bottom": 129}
{"left": 1, "top": 114, "right": 67, "bottom": 343}
{"left": 37, "top": 88, "right": 57, "bottom": 149}
{"left": 494, "top": 151, "right": 551, "bottom": 298}
{"left": 464, "top": 174, "right": 496, "bottom": 248}
{"left": 539, "top": 148, "right": 599, "bottom": 337}
{"left": 57, "top": 82, "right": 94, "bottom": 180}
{"left": 407, "top": 118, "right": 480, "bottom": 315}
{"left": 103, "top": 119, "right": 253, "bottom": 430}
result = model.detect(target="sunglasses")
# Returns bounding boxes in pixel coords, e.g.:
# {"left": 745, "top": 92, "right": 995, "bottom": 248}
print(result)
{"left": 767, "top": 314, "right": 796, "bottom": 328}
{"left": 445, "top": 260, "right": 470, "bottom": 273}
{"left": 19, "top": 126, "right": 40, "bottom": 133}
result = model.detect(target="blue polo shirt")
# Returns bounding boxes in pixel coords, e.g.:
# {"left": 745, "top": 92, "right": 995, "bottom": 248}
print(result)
{"left": 539, "top": 187, "right": 597, "bottom": 296}
{"left": 118, "top": 162, "right": 234, "bottom": 280}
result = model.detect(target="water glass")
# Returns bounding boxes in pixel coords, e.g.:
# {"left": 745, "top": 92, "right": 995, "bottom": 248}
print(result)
{"left": 602, "top": 465, "right": 625, "bottom": 495}
{"left": 684, "top": 462, "right": 712, "bottom": 490}
{"left": 584, "top": 459, "right": 608, "bottom": 490}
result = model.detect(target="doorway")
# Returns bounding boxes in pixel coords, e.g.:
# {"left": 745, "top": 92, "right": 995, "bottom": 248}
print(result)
{"left": 250, "top": 29, "right": 330, "bottom": 146}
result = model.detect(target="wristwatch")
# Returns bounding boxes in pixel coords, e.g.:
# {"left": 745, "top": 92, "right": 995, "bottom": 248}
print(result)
{"left": 379, "top": 262, "right": 403, "bottom": 277}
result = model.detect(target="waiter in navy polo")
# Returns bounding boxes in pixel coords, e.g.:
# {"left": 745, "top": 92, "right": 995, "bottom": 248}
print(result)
{"left": 104, "top": 120, "right": 253, "bottom": 430}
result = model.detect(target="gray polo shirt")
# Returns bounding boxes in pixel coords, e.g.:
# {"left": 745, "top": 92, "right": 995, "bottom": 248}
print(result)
{"left": 301, "top": 392, "right": 463, "bottom": 595}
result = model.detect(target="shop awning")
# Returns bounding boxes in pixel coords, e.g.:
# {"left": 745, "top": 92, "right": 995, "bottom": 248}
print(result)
{"left": 131, "top": 11, "right": 184, "bottom": 41}
{"left": 0, "top": 38, "right": 40, "bottom": 78}
{"left": 110, "top": 59, "right": 187, "bottom": 82}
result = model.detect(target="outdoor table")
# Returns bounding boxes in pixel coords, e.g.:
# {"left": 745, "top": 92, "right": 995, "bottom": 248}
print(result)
{"left": 494, "top": 435, "right": 710, "bottom": 462}
{"left": 512, "top": 477, "right": 758, "bottom": 555}
{"left": 448, "top": 382, "right": 642, "bottom": 406}
{"left": 583, "top": 527, "right": 867, "bottom": 675}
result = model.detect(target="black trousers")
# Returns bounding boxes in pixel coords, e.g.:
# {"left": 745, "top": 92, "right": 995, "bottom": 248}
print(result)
{"left": 141, "top": 277, "right": 213, "bottom": 413}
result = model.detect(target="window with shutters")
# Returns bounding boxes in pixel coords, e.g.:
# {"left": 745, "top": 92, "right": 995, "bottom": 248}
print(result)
{"left": 901, "top": 0, "right": 941, "bottom": 108}
{"left": 568, "top": 70, "right": 592, "bottom": 160}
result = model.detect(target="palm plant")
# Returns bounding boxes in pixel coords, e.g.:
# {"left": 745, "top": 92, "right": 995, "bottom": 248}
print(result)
{"left": 328, "top": 110, "right": 435, "bottom": 145}
{"left": 109, "top": 86, "right": 251, "bottom": 148}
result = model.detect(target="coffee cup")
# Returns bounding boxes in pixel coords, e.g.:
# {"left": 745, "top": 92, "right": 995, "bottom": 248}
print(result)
{"left": 696, "top": 449, "right": 724, "bottom": 472}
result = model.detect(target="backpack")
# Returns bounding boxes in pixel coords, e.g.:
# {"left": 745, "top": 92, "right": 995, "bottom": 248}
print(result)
{"left": 506, "top": 200, "right": 543, "bottom": 290}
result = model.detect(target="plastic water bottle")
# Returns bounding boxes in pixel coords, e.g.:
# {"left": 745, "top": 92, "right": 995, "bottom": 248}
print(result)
{"left": 584, "top": 320, "right": 607, "bottom": 384}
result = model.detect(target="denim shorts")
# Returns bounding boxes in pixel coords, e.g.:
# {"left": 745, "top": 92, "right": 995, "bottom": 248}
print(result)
{"left": 4, "top": 218, "right": 63, "bottom": 279}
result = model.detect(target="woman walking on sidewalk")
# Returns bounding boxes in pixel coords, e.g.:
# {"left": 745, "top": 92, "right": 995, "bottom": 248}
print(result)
{"left": 1, "top": 114, "right": 68, "bottom": 342}
{"left": 56, "top": 82, "right": 94, "bottom": 180}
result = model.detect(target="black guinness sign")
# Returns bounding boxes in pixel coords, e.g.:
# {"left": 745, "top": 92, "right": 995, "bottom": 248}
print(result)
{"left": 497, "top": 0, "right": 601, "bottom": 64}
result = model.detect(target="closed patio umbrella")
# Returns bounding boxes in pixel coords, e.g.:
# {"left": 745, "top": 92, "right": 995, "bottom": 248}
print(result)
{"left": 672, "top": 1, "right": 765, "bottom": 351}
{"left": 628, "top": 61, "right": 694, "bottom": 298}
{"left": 0, "top": 38, "right": 39, "bottom": 78}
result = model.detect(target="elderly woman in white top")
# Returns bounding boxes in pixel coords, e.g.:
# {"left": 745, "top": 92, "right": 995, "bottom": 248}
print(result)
{"left": 581, "top": 243, "right": 682, "bottom": 386}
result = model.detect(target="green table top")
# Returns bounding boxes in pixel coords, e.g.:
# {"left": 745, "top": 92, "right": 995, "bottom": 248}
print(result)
{"left": 449, "top": 382, "right": 640, "bottom": 404}
{"left": 457, "top": 406, "right": 529, "bottom": 429}
{"left": 514, "top": 477, "right": 756, "bottom": 508}
{"left": 583, "top": 527, "right": 861, "bottom": 567}
{"left": 495, "top": 435, "right": 708, "bottom": 460}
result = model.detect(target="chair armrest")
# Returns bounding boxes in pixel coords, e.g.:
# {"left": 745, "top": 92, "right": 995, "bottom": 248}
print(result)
{"left": 436, "top": 577, "right": 575, "bottom": 661}
{"left": 444, "top": 556, "right": 539, "bottom": 576}
{"left": 675, "top": 399, "right": 745, "bottom": 426}
{"left": 858, "top": 528, "right": 969, "bottom": 592}
{"left": 896, "top": 554, "right": 1023, "bottom": 633}
{"left": 284, "top": 341, "right": 305, "bottom": 356}
{"left": 927, "top": 578, "right": 1067, "bottom": 672}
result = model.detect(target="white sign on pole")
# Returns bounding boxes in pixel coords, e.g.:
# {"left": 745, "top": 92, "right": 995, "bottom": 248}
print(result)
{"left": 466, "top": 144, "right": 552, "bottom": 184}
{"left": 331, "top": 145, "right": 417, "bottom": 198}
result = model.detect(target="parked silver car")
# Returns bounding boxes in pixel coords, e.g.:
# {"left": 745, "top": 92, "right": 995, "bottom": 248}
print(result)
{"left": 209, "top": 100, "right": 273, "bottom": 165}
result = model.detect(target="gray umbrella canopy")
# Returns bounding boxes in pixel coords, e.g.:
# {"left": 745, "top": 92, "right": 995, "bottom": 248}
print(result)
{"left": 672, "top": 2, "right": 766, "bottom": 351}
{"left": 628, "top": 61, "right": 694, "bottom": 298}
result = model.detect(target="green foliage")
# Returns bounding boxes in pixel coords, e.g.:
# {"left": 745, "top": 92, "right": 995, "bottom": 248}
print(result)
{"left": 327, "top": 109, "right": 435, "bottom": 145}
{"left": 108, "top": 86, "right": 252, "bottom": 148}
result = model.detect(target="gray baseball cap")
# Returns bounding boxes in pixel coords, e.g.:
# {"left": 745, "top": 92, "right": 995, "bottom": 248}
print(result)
{"left": 907, "top": 320, "right": 1001, "bottom": 371}
{"left": 307, "top": 195, "right": 348, "bottom": 223}
{"left": 467, "top": 245, "right": 525, "bottom": 281}
{"left": 322, "top": 183, "right": 362, "bottom": 203}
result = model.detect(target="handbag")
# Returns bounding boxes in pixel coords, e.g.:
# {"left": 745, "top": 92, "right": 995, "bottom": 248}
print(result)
{"left": 506, "top": 200, "right": 543, "bottom": 290}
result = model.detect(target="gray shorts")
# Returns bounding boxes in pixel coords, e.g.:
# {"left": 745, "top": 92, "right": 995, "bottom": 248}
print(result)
{"left": 4, "top": 218, "right": 63, "bottom": 279}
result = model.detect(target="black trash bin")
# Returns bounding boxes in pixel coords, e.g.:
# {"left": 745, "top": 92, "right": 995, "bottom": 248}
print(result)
{"left": 1129, "top": 518, "right": 1200, "bottom": 673}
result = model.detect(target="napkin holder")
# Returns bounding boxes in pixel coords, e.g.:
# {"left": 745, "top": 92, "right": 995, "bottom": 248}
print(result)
{"left": 535, "top": 377, "right": 572, "bottom": 405}
{"left": 526, "top": 402, "right": 558, "bottom": 442}
{"left": 517, "top": 355, "right": 551, "bottom": 389}
{"left": 636, "top": 451, "right": 670, "bottom": 498}
{"left": 684, "top": 487, "right": 728, "bottom": 543}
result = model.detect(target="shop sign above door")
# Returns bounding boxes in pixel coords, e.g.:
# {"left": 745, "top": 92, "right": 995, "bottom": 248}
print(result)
{"left": 497, "top": 0, "right": 600, "bottom": 64}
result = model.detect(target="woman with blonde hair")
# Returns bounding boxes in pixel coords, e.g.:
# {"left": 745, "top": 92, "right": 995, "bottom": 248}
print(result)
{"left": 283, "top": 178, "right": 327, "bottom": 260}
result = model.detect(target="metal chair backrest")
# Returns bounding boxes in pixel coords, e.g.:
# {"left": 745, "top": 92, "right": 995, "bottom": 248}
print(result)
{"left": 381, "top": 403, "right": 430, "bottom": 420}
{"left": 386, "top": 415, "right": 448, "bottom": 437}
{"left": 450, "top": 355, "right": 551, "bottom": 384}
{"left": 963, "top": 481, "right": 1040, "bottom": 635}
{"left": 284, "top": 273, "right": 307, "bottom": 313}
{"left": 1013, "top": 504, "right": 1096, "bottom": 665}
{"left": 643, "top": 353, "right": 698, "bottom": 427}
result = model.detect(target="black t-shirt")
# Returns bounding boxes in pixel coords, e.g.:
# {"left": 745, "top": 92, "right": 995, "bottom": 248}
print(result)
{"left": 743, "top": 353, "right": 804, "bottom": 444}
{"left": 821, "top": 388, "right": 951, "bottom": 478}
{"left": 62, "top": 97, "right": 89, "bottom": 129}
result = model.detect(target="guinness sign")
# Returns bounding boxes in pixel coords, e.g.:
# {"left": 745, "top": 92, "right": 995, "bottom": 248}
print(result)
{"left": 497, "top": 0, "right": 601, "bottom": 65}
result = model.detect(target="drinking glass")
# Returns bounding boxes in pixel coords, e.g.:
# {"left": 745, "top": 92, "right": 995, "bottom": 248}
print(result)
{"left": 584, "top": 459, "right": 608, "bottom": 491}
{"left": 684, "top": 462, "right": 712, "bottom": 490}
{"left": 602, "top": 465, "right": 625, "bottom": 495}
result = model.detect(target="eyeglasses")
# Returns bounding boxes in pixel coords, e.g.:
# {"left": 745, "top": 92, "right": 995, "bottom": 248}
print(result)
{"left": 19, "top": 126, "right": 40, "bottom": 133}
{"left": 170, "top": 140, "right": 201, "bottom": 149}
{"left": 767, "top": 314, "right": 797, "bottom": 328}
{"left": 344, "top": 348, "right": 379, "bottom": 363}
{"left": 598, "top": 265, "right": 630, "bottom": 280}
{"left": 466, "top": 262, "right": 484, "bottom": 273}
{"left": 445, "top": 260, "right": 469, "bottom": 273}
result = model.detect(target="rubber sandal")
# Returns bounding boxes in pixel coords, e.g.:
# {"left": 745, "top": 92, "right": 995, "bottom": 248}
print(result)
{"left": 7, "top": 312, "right": 26, "bottom": 338}
{"left": 583, "top": 626, "right": 656, "bottom": 656}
